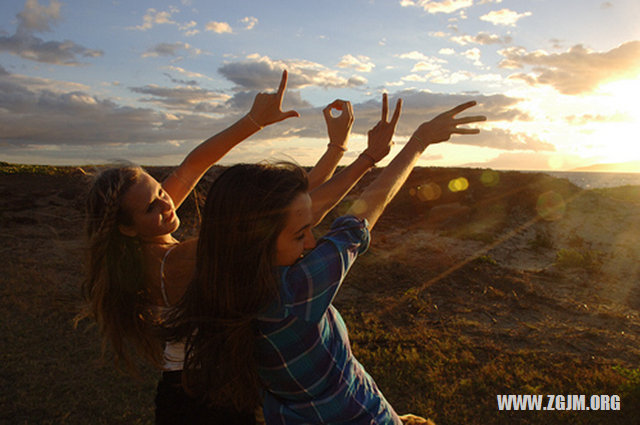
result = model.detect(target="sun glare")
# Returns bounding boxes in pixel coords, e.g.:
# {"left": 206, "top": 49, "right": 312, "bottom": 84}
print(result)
{"left": 602, "top": 79, "right": 640, "bottom": 122}
{"left": 589, "top": 78, "right": 640, "bottom": 164}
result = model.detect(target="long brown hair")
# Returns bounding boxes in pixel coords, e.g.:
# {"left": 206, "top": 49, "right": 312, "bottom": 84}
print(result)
{"left": 78, "top": 166, "right": 163, "bottom": 374}
{"left": 165, "top": 162, "right": 308, "bottom": 410}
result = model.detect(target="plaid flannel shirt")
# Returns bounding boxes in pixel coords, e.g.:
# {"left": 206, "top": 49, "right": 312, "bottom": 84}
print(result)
{"left": 257, "top": 216, "right": 401, "bottom": 425}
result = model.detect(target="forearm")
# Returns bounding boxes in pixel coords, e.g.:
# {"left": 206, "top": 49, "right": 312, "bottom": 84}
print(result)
{"left": 163, "top": 114, "right": 261, "bottom": 207}
{"left": 310, "top": 155, "right": 373, "bottom": 226}
{"left": 307, "top": 145, "right": 345, "bottom": 191}
{"left": 349, "top": 137, "right": 426, "bottom": 229}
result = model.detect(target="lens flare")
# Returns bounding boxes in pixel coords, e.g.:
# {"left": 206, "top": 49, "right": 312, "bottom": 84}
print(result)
{"left": 448, "top": 177, "right": 469, "bottom": 193}
{"left": 480, "top": 170, "right": 499, "bottom": 187}
{"left": 414, "top": 182, "right": 442, "bottom": 202}
{"left": 536, "top": 191, "right": 566, "bottom": 221}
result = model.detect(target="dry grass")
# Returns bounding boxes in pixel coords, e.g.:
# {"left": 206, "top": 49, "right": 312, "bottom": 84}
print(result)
{"left": 1, "top": 163, "right": 639, "bottom": 424}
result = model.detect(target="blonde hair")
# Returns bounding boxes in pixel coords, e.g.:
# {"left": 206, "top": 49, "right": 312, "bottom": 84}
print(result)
{"left": 78, "top": 166, "right": 163, "bottom": 374}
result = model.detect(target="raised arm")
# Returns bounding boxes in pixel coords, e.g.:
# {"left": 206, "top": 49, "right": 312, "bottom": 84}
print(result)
{"left": 310, "top": 94, "right": 400, "bottom": 225}
{"left": 306, "top": 100, "right": 354, "bottom": 190}
{"left": 162, "top": 70, "right": 299, "bottom": 208}
{"left": 348, "top": 101, "right": 486, "bottom": 229}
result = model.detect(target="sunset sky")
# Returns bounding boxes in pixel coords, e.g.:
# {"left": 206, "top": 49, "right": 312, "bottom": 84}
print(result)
{"left": 1, "top": 0, "right": 639, "bottom": 170}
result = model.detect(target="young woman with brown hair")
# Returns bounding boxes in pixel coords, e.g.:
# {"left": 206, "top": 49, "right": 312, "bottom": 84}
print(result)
{"left": 166, "top": 98, "right": 486, "bottom": 424}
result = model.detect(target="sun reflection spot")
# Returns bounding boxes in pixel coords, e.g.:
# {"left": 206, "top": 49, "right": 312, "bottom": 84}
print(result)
{"left": 536, "top": 191, "right": 566, "bottom": 221}
{"left": 480, "top": 170, "right": 499, "bottom": 187}
{"left": 351, "top": 199, "right": 368, "bottom": 214}
{"left": 448, "top": 177, "right": 469, "bottom": 193}
{"left": 548, "top": 157, "right": 564, "bottom": 170}
{"left": 413, "top": 182, "right": 442, "bottom": 202}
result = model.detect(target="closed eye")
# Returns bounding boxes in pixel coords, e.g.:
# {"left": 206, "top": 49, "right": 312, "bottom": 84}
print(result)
{"left": 147, "top": 200, "right": 159, "bottom": 213}
{"left": 147, "top": 188, "right": 166, "bottom": 212}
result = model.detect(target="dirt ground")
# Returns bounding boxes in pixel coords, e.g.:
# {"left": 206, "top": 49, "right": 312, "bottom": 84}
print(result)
{"left": 1, "top": 164, "right": 639, "bottom": 424}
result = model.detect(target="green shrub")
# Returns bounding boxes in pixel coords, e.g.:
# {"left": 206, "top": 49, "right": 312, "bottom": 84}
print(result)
{"left": 555, "top": 248, "right": 601, "bottom": 271}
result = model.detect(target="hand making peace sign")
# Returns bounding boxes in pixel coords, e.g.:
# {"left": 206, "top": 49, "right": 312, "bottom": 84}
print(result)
{"left": 364, "top": 93, "right": 403, "bottom": 163}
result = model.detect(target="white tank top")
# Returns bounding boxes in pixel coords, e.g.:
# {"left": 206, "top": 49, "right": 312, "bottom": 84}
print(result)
{"left": 160, "top": 245, "right": 185, "bottom": 372}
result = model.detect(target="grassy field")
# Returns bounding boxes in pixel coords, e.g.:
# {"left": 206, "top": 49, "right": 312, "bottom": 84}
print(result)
{"left": 1, "top": 163, "right": 639, "bottom": 424}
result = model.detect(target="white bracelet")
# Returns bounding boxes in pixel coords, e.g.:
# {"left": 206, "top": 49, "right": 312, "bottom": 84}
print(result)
{"left": 359, "top": 152, "right": 377, "bottom": 166}
{"left": 327, "top": 143, "right": 347, "bottom": 152}
{"left": 247, "top": 114, "right": 263, "bottom": 130}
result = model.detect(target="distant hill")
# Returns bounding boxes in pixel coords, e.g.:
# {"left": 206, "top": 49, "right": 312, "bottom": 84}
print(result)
{"left": 572, "top": 160, "right": 640, "bottom": 172}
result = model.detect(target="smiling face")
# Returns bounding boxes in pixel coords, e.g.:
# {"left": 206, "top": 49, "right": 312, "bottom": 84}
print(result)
{"left": 274, "top": 192, "right": 316, "bottom": 266}
{"left": 118, "top": 172, "right": 180, "bottom": 242}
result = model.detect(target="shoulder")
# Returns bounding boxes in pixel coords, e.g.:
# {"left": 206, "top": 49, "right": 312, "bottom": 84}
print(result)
{"left": 318, "top": 215, "right": 370, "bottom": 253}
{"left": 161, "top": 238, "right": 198, "bottom": 305}
{"left": 165, "top": 238, "right": 197, "bottom": 263}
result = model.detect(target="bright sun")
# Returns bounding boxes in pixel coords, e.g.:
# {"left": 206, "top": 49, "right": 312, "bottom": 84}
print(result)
{"left": 590, "top": 78, "right": 640, "bottom": 165}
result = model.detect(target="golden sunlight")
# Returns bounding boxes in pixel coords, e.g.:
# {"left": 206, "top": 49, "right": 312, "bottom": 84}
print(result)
{"left": 589, "top": 78, "right": 640, "bottom": 164}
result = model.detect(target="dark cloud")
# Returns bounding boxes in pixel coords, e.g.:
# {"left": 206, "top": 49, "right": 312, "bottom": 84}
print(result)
{"left": 142, "top": 42, "right": 200, "bottom": 58}
{"left": 129, "top": 84, "right": 228, "bottom": 112}
{"left": 499, "top": 41, "right": 640, "bottom": 94}
{"left": 218, "top": 56, "right": 367, "bottom": 91}
{"left": 347, "top": 90, "right": 531, "bottom": 136}
{"left": 0, "top": 0, "right": 103, "bottom": 65}
{"left": 0, "top": 74, "right": 233, "bottom": 149}
{"left": 163, "top": 73, "right": 198, "bottom": 86}
{"left": 244, "top": 89, "right": 544, "bottom": 153}
{"left": 223, "top": 89, "right": 312, "bottom": 113}
{"left": 0, "top": 33, "right": 102, "bottom": 65}
{"left": 0, "top": 68, "right": 544, "bottom": 164}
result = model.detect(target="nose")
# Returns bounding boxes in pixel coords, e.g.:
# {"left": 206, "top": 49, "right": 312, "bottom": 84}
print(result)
{"left": 160, "top": 198, "right": 173, "bottom": 212}
{"left": 303, "top": 230, "right": 316, "bottom": 250}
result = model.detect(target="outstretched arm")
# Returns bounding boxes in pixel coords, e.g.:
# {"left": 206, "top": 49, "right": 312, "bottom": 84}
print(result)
{"left": 310, "top": 94, "right": 400, "bottom": 225}
{"left": 349, "top": 101, "right": 486, "bottom": 229}
{"left": 306, "top": 99, "right": 354, "bottom": 190}
{"left": 162, "top": 70, "right": 299, "bottom": 208}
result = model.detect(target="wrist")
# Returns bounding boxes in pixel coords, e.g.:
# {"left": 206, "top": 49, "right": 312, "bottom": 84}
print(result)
{"left": 358, "top": 151, "right": 377, "bottom": 167}
{"left": 409, "top": 133, "right": 430, "bottom": 151}
{"left": 244, "top": 113, "right": 263, "bottom": 131}
{"left": 327, "top": 143, "right": 347, "bottom": 153}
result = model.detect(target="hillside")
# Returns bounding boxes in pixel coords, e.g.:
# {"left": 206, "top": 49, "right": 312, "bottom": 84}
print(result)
{"left": 571, "top": 160, "right": 640, "bottom": 173}
{"left": 1, "top": 163, "right": 639, "bottom": 424}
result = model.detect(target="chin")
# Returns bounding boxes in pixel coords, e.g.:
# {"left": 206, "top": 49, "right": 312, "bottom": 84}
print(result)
{"left": 167, "top": 217, "right": 180, "bottom": 234}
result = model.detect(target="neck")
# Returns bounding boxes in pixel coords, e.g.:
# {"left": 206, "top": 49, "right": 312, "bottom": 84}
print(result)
{"left": 140, "top": 233, "right": 177, "bottom": 245}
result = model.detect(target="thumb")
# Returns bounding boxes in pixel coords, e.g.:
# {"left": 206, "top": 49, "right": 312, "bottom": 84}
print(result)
{"left": 281, "top": 109, "right": 300, "bottom": 120}
{"left": 322, "top": 105, "right": 332, "bottom": 121}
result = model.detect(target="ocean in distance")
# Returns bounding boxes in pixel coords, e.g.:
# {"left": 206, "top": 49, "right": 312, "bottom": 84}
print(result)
{"left": 527, "top": 171, "right": 640, "bottom": 189}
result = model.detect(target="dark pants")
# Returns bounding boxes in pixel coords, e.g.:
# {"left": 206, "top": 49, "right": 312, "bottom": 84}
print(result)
{"left": 155, "top": 371, "right": 256, "bottom": 425}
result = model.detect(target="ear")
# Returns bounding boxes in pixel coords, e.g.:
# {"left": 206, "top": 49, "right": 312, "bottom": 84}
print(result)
{"left": 118, "top": 224, "right": 137, "bottom": 237}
